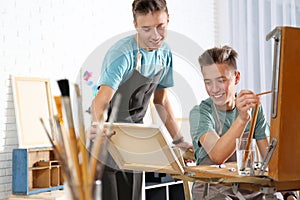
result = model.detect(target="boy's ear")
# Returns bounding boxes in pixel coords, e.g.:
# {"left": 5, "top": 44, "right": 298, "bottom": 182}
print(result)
{"left": 133, "top": 20, "right": 137, "bottom": 29}
{"left": 235, "top": 71, "right": 240, "bottom": 85}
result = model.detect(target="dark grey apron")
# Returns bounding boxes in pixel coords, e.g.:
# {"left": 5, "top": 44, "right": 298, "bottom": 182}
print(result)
{"left": 108, "top": 69, "right": 162, "bottom": 124}
{"left": 102, "top": 52, "right": 163, "bottom": 200}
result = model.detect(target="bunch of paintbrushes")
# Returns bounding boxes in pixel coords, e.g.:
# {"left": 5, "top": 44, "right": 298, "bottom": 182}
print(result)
{"left": 40, "top": 79, "right": 107, "bottom": 200}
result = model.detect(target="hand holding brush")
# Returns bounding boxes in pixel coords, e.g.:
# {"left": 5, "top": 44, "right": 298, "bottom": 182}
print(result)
{"left": 240, "top": 91, "right": 271, "bottom": 171}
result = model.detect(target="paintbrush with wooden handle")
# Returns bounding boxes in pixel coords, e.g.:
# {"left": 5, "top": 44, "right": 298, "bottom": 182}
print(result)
{"left": 240, "top": 103, "right": 259, "bottom": 171}
{"left": 74, "top": 84, "right": 91, "bottom": 200}
{"left": 57, "top": 79, "right": 84, "bottom": 200}
{"left": 88, "top": 113, "right": 104, "bottom": 185}
{"left": 240, "top": 91, "right": 272, "bottom": 170}
{"left": 39, "top": 118, "right": 77, "bottom": 200}
{"left": 89, "top": 94, "right": 121, "bottom": 184}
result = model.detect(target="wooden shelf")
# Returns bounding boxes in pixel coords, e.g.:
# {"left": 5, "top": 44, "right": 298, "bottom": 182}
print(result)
{"left": 12, "top": 148, "right": 64, "bottom": 195}
{"left": 143, "top": 172, "right": 185, "bottom": 200}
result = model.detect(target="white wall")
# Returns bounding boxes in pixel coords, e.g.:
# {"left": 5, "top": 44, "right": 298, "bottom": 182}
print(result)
{"left": 0, "top": 1, "right": 215, "bottom": 199}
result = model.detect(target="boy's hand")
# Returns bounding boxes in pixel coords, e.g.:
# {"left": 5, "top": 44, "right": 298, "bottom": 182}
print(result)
{"left": 86, "top": 126, "right": 116, "bottom": 142}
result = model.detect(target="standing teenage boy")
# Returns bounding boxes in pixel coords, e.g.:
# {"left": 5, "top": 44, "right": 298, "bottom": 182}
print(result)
{"left": 91, "top": 0, "right": 193, "bottom": 199}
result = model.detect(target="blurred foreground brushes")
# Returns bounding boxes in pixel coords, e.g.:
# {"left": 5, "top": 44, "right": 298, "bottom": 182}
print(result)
{"left": 40, "top": 79, "right": 108, "bottom": 200}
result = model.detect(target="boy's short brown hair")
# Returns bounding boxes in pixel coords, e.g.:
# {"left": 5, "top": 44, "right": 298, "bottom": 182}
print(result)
{"left": 198, "top": 45, "right": 238, "bottom": 71}
{"left": 132, "top": 0, "right": 168, "bottom": 21}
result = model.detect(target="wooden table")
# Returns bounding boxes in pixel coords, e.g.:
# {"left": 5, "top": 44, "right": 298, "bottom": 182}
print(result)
{"left": 173, "top": 162, "right": 300, "bottom": 198}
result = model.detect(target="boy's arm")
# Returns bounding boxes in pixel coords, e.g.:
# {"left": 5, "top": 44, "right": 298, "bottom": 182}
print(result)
{"left": 154, "top": 88, "right": 193, "bottom": 151}
{"left": 200, "top": 90, "right": 260, "bottom": 164}
{"left": 200, "top": 115, "right": 249, "bottom": 164}
{"left": 91, "top": 85, "right": 115, "bottom": 122}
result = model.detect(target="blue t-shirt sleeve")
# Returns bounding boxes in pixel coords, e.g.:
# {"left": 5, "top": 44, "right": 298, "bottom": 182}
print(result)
{"left": 97, "top": 52, "right": 132, "bottom": 91}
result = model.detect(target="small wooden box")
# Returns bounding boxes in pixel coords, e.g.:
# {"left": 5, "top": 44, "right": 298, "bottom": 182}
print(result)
{"left": 12, "top": 148, "right": 64, "bottom": 195}
{"left": 268, "top": 26, "right": 300, "bottom": 181}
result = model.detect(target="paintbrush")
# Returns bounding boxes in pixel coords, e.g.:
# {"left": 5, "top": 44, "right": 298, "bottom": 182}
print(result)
{"left": 40, "top": 117, "right": 77, "bottom": 200}
{"left": 240, "top": 103, "right": 260, "bottom": 171}
{"left": 53, "top": 115, "right": 72, "bottom": 172}
{"left": 74, "top": 84, "right": 91, "bottom": 200}
{"left": 53, "top": 116, "right": 80, "bottom": 199}
{"left": 57, "top": 79, "right": 84, "bottom": 200}
{"left": 53, "top": 96, "right": 72, "bottom": 169}
{"left": 257, "top": 90, "right": 272, "bottom": 96}
{"left": 54, "top": 96, "right": 64, "bottom": 124}
{"left": 89, "top": 94, "right": 122, "bottom": 184}
{"left": 40, "top": 117, "right": 66, "bottom": 173}
{"left": 88, "top": 113, "right": 104, "bottom": 185}
{"left": 53, "top": 102, "right": 72, "bottom": 169}
{"left": 39, "top": 118, "right": 58, "bottom": 153}
{"left": 239, "top": 91, "right": 271, "bottom": 171}
{"left": 39, "top": 118, "right": 66, "bottom": 178}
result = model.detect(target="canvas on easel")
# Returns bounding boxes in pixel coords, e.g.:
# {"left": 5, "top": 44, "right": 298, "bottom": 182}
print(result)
{"left": 267, "top": 26, "right": 300, "bottom": 181}
{"left": 105, "top": 123, "right": 185, "bottom": 175}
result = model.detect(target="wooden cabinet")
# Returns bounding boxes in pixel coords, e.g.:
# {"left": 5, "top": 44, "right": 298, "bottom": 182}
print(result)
{"left": 12, "top": 148, "right": 64, "bottom": 195}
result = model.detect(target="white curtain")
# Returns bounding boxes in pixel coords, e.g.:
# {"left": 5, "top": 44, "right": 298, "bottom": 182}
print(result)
{"left": 221, "top": 0, "right": 300, "bottom": 119}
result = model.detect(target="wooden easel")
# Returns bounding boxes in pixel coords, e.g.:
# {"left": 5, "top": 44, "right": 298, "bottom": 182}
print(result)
{"left": 267, "top": 26, "right": 300, "bottom": 182}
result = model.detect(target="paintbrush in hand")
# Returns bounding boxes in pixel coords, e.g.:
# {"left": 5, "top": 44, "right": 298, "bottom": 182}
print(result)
{"left": 240, "top": 91, "right": 271, "bottom": 171}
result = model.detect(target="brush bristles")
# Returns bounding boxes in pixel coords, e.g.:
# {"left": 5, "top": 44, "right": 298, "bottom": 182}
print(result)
{"left": 57, "top": 79, "right": 70, "bottom": 97}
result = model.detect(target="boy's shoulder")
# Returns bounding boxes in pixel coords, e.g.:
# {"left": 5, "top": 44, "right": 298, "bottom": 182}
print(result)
{"left": 191, "top": 98, "right": 213, "bottom": 113}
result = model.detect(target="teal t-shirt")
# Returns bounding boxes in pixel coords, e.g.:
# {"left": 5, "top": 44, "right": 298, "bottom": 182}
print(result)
{"left": 189, "top": 98, "right": 270, "bottom": 165}
{"left": 97, "top": 35, "right": 174, "bottom": 90}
